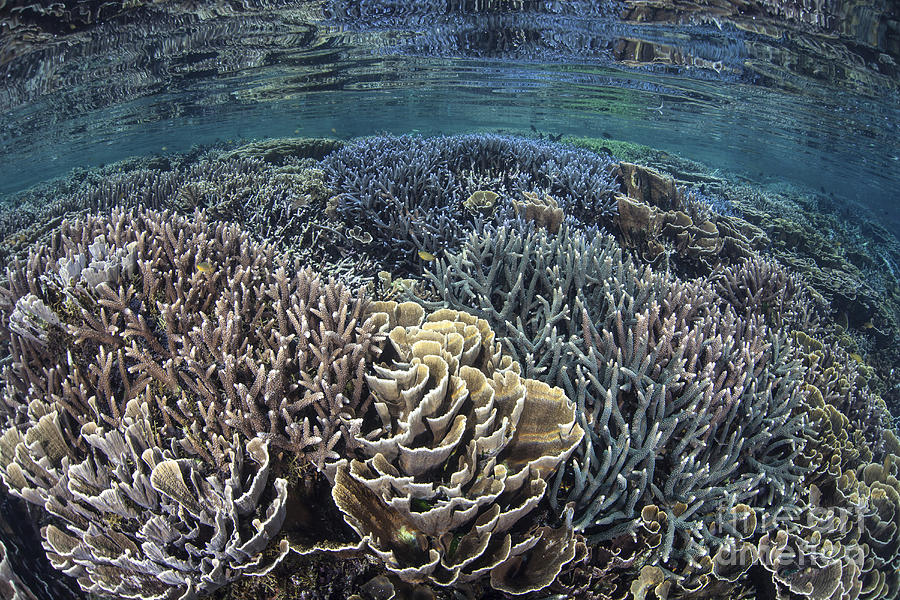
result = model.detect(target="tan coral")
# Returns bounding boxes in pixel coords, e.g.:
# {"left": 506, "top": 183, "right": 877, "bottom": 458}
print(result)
{"left": 463, "top": 190, "right": 500, "bottom": 216}
{"left": 757, "top": 485, "right": 866, "bottom": 600}
{"left": 618, "top": 162, "right": 681, "bottom": 210}
{"left": 615, "top": 191, "right": 730, "bottom": 271}
{"left": 836, "top": 457, "right": 900, "bottom": 600}
{"left": 511, "top": 191, "right": 564, "bottom": 234}
{"left": 332, "top": 303, "right": 583, "bottom": 593}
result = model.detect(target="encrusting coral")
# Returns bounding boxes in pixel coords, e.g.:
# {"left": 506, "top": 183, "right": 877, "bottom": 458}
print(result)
{"left": 331, "top": 302, "right": 584, "bottom": 595}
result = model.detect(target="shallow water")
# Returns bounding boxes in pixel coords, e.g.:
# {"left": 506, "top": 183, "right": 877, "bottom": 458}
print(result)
{"left": 1, "top": 1, "right": 898, "bottom": 232}
{"left": 1, "top": 2, "right": 900, "bottom": 600}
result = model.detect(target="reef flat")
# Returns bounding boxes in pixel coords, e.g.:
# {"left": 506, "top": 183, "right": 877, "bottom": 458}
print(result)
{"left": 0, "top": 134, "right": 898, "bottom": 600}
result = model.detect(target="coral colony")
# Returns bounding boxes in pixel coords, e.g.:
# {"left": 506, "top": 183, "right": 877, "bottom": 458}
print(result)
{"left": 0, "top": 134, "right": 898, "bottom": 600}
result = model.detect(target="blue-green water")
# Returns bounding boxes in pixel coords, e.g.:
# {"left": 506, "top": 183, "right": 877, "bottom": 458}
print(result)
{"left": 1, "top": 2, "right": 897, "bottom": 233}
{"left": 1, "top": 2, "right": 899, "bottom": 600}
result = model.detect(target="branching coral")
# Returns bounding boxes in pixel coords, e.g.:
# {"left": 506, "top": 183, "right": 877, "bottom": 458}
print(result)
{"left": 331, "top": 302, "right": 583, "bottom": 594}
{"left": 0, "top": 134, "right": 898, "bottom": 600}
{"left": 0, "top": 207, "right": 388, "bottom": 599}
{"left": 0, "top": 150, "right": 374, "bottom": 283}
{"left": 0, "top": 207, "right": 382, "bottom": 470}
{"left": 321, "top": 134, "right": 618, "bottom": 264}
{"left": 421, "top": 222, "right": 809, "bottom": 595}
{"left": 714, "top": 254, "right": 820, "bottom": 331}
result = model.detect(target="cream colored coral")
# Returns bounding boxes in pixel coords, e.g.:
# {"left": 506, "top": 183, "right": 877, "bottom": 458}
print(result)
{"left": 333, "top": 303, "right": 583, "bottom": 593}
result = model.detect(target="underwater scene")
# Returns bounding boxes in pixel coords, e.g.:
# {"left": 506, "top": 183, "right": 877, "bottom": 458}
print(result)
{"left": 0, "top": 1, "right": 899, "bottom": 599}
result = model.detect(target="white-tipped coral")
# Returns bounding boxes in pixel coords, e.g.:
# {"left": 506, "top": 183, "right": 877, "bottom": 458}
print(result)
{"left": 3, "top": 399, "right": 290, "bottom": 600}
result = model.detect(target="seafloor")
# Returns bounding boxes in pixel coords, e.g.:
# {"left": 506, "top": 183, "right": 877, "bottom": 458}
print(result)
{"left": 0, "top": 133, "right": 898, "bottom": 600}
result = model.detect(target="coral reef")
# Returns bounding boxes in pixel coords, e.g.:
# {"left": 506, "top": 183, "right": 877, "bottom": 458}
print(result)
{"left": 715, "top": 180, "right": 900, "bottom": 414}
{"left": 221, "top": 138, "right": 344, "bottom": 164}
{"left": 0, "top": 207, "right": 386, "bottom": 469}
{"left": 29, "top": 402, "right": 288, "bottom": 599}
{"left": 0, "top": 207, "right": 393, "bottom": 599}
{"left": 0, "top": 133, "right": 898, "bottom": 600}
{"left": 0, "top": 147, "right": 381, "bottom": 287}
{"left": 321, "top": 134, "right": 619, "bottom": 265}
{"left": 421, "top": 222, "right": 810, "bottom": 595}
{"left": 332, "top": 302, "right": 583, "bottom": 594}
{"left": 566, "top": 134, "right": 900, "bottom": 417}
{"left": 784, "top": 330, "right": 900, "bottom": 599}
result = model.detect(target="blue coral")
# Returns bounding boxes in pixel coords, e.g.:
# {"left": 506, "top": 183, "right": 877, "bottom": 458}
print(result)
{"left": 321, "top": 133, "right": 618, "bottom": 262}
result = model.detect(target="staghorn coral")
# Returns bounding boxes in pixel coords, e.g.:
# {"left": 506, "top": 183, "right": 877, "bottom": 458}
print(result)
{"left": 321, "top": 134, "right": 619, "bottom": 265}
{"left": 421, "top": 222, "right": 809, "bottom": 595}
{"left": 714, "top": 254, "right": 821, "bottom": 332}
{"left": 331, "top": 302, "right": 583, "bottom": 594}
{"left": 0, "top": 207, "right": 383, "bottom": 470}
{"left": 0, "top": 148, "right": 375, "bottom": 283}
{"left": 0, "top": 207, "right": 396, "bottom": 599}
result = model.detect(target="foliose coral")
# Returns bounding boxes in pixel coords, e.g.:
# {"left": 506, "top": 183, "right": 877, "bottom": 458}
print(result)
{"left": 613, "top": 163, "right": 764, "bottom": 275}
{"left": 332, "top": 302, "right": 583, "bottom": 594}
{"left": 779, "top": 330, "right": 900, "bottom": 600}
